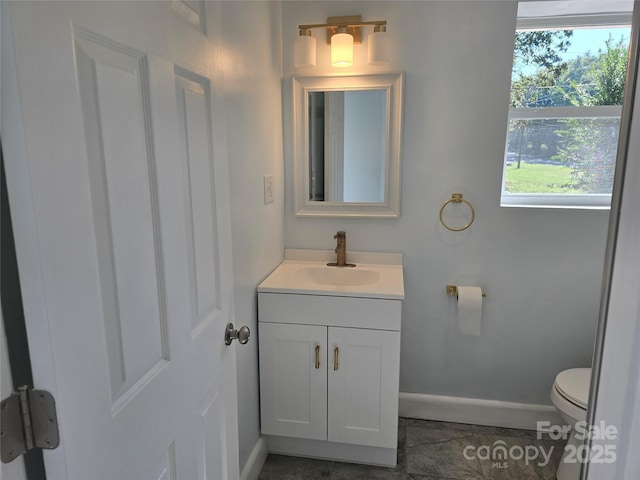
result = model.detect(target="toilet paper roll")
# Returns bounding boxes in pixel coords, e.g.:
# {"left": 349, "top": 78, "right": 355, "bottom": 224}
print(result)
{"left": 457, "top": 286, "right": 483, "bottom": 336}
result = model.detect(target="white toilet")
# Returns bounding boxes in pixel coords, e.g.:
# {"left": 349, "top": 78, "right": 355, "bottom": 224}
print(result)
{"left": 550, "top": 368, "right": 591, "bottom": 480}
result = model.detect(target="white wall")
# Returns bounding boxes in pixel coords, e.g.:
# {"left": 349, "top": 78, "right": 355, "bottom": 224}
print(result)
{"left": 282, "top": 1, "right": 609, "bottom": 406}
{"left": 219, "top": 1, "right": 285, "bottom": 470}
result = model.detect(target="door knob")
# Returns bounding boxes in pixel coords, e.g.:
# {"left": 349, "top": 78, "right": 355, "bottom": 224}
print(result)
{"left": 225, "top": 323, "right": 250, "bottom": 345}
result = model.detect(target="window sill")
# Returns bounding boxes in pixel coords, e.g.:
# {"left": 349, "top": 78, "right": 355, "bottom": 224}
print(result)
{"left": 500, "top": 193, "right": 611, "bottom": 210}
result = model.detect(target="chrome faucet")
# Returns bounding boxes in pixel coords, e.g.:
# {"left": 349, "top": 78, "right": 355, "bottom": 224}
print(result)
{"left": 327, "top": 231, "right": 356, "bottom": 267}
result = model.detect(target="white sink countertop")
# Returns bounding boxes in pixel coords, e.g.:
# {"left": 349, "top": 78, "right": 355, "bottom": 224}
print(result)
{"left": 257, "top": 249, "right": 405, "bottom": 300}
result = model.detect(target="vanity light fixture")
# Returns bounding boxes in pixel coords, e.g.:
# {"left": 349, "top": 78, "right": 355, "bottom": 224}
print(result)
{"left": 368, "top": 25, "right": 391, "bottom": 65}
{"left": 294, "top": 15, "right": 389, "bottom": 68}
{"left": 294, "top": 29, "right": 316, "bottom": 68}
{"left": 331, "top": 27, "right": 354, "bottom": 67}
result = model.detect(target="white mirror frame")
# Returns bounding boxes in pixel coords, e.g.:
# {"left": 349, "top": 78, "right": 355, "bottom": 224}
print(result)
{"left": 293, "top": 73, "right": 404, "bottom": 218}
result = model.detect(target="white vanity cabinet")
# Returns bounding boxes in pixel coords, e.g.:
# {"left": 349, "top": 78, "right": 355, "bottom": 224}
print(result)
{"left": 258, "top": 291, "right": 402, "bottom": 466}
{"left": 327, "top": 326, "right": 400, "bottom": 448}
{"left": 258, "top": 321, "right": 328, "bottom": 441}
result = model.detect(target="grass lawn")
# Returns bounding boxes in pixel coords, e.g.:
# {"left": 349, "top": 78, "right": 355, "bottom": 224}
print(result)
{"left": 503, "top": 162, "right": 582, "bottom": 193}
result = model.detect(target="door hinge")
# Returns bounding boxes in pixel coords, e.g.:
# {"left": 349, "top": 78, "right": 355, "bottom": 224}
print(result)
{"left": 1, "top": 386, "right": 59, "bottom": 463}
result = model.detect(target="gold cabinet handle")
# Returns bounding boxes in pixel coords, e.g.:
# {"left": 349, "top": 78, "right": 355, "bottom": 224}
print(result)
{"left": 334, "top": 347, "right": 339, "bottom": 371}
{"left": 315, "top": 345, "right": 320, "bottom": 369}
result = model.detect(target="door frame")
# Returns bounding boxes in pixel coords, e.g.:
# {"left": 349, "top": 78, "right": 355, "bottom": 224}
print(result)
{"left": 583, "top": 3, "right": 640, "bottom": 479}
{"left": 0, "top": 146, "right": 40, "bottom": 479}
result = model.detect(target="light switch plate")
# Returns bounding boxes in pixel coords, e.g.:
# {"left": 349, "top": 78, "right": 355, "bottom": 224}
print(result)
{"left": 263, "top": 174, "right": 274, "bottom": 204}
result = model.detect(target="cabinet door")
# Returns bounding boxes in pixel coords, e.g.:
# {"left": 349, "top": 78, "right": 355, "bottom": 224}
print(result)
{"left": 328, "top": 327, "right": 400, "bottom": 448}
{"left": 259, "top": 322, "right": 327, "bottom": 440}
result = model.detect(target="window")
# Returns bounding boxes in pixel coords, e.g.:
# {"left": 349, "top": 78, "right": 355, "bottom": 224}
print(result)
{"left": 501, "top": 15, "right": 631, "bottom": 209}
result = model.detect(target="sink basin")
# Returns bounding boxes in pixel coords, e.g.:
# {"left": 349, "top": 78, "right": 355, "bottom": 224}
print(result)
{"left": 257, "top": 249, "right": 405, "bottom": 300}
{"left": 295, "top": 266, "right": 381, "bottom": 287}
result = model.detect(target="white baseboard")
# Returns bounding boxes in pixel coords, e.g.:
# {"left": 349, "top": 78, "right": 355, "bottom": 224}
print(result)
{"left": 267, "top": 435, "right": 397, "bottom": 467}
{"left": 240, "top": 435, "right": 269, "bottom": 480}
{"left": 399, "top": 392, "right": 562, "bottom": 431}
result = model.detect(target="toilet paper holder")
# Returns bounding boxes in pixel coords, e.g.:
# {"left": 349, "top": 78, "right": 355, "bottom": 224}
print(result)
{"left": 447, "top": 285, "right": 486, "bottom": 298}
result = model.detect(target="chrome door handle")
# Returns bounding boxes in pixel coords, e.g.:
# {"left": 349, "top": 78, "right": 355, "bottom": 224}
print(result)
{"left": 225, "top": 323, "right": 250, "bottom": 345}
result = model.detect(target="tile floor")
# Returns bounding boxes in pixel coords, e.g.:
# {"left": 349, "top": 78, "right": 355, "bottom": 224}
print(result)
{"left": 258, "top": 418, "right": 565, "bottom": 480}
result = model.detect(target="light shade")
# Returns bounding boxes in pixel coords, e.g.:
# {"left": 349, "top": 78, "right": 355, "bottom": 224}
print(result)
{"left": 368, "top": 29, "right": 390, "bottom": 65}
{"left": 294, "top": 33, "right": 316, "bottom": 68}
{"left": 331, "top": 32, "right": 354, "bottom": 67}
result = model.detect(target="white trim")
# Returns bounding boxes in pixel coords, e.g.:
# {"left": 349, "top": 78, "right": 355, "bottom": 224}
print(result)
{"left": 266, "top": 435, "right": 397, "bottom": 467}
{"left": 517, "top": 13, "right": 632, "bottom": 31}
{"left": 239, "top": 436, "right": 269, "bottom": 480}
{"left": 399, "top": 392, "right": 562, "bottom": 431}
{"left": 292, "top": 73, "right": 404, "bottom": 218}
{"left": 500, "top": 193, "right": 611, "bottom": 210}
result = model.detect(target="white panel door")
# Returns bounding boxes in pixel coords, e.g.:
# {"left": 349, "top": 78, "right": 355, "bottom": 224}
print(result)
{"left": 328, "top": 327, "right": 400, "bottom": 448}
{"left": 259, "top": 323, "right": 327, "bottom": 440}
{"left": 2, "top": 1, "right": 240, "bottom": 478}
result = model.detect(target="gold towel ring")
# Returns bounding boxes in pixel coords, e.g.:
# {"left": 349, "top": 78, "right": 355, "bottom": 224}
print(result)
{"left": 439, "top": 193, "right": 475, "bottom": 232}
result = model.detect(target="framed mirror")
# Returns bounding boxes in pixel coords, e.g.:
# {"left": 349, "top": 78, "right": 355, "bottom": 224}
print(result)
{"left": 292, "top": 73, "right": 404, "bottom": 217}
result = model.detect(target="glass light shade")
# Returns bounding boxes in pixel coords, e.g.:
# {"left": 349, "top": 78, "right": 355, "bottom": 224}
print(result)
{"left": 331, "top": 33, "right": 354, "bottom": 67}
{"left": 368, "top": 30, "right": 390, "bottom": 65}
{"left": 294, "top": 34, "right": 316, "bottom": 68}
